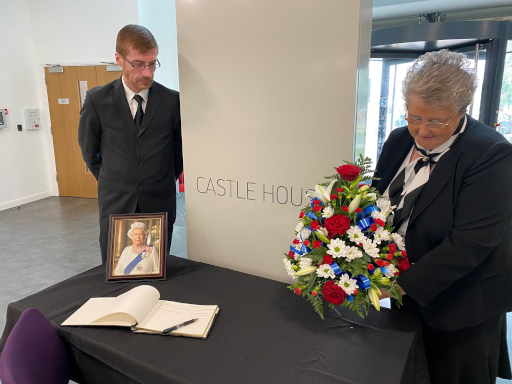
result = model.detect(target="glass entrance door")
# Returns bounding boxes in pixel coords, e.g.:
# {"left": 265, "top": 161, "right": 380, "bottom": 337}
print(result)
{"left": 364, "top": 57, "right": 416, "bottom": 168}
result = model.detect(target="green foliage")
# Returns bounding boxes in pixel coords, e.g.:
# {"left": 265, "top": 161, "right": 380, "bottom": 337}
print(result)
{"left": 308, "top": 293, "right": 324, "bottom": 319}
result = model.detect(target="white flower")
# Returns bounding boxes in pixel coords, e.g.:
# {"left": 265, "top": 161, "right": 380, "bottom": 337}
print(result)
{"left": 295, "top": 221, "right": 305, "bottom": 233}
{"left": 376, "top": 197, "right": 391, "bottom": 212}
{"left": 345, "top": 246, "right": 363, "bottom": 262}
{"left": 367, "top": 193, "right": 378, "bottom": 201}
{"left": 375, "top": 197, "right": 396, "bottom": 218}
{"left": 362, "top": 239, "right": 380, "bottom": 258}
{"left": 316, "top": 264, "right": 336, "bottom": 279}
{"left": 299, "top": 257, "right": 313, "bottom": 269}
{"left": 297, "top": 227, "right": 312, "bottom": 241}
{"left": 384, "top": 264, "right": 397, "bottom": 278}
{"left": 371, "top": 210, "right": 387, "bottom": 223}
{"left": 306, "top": 180, "right": 336, "bottom": 204}
{"left": 391, "top": 233, "right": 405, "bottom": 251}
{"left": 338, "top": 273, "right": 358, "bottom": 295}
{"left": 346, "top": 226, "right": 367, "bottom": 244}
{"left": 322, "top": 205, "right": 334, "bottom": 219}
{"left": 283, "top": 258, "right": 297, "bottom": 279}
{"left": 317, "top": 226, "right": 329, "bottom": 238}
{"left": 348, "top": 194, "right": 361, "bottom": 214}
{"left": 326, "top": 238, "right": 347, "bottom": 258}
{"left": 373, "top": 227, "right": 390, "bottom": 244}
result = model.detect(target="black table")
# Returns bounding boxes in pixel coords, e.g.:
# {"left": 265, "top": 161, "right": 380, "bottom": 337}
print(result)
{"left": 0, "top": 256, "right": 430, "bottom": 384}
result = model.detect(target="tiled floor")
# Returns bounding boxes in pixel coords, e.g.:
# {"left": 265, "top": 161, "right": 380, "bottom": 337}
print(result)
{"left": 0, "top": 195, "right": 510, "bottom": 383}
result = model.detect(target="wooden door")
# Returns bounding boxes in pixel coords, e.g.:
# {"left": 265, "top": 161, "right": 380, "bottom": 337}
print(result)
{"left": 45, "top": 66, "right": 121, "bottom": 198}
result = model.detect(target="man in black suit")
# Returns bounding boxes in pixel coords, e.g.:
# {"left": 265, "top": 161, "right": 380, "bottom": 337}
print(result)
{"left": 78, "top": 25, "right": 182, "bottom": 263}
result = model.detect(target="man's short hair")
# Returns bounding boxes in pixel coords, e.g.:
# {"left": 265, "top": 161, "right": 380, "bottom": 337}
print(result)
{"left": 116, "top": 24, "right": 158, "bottom": 56}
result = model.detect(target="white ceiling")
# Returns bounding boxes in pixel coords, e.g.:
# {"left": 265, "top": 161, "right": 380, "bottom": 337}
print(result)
{"left": 373, "top": 0, "right": 512, "bottom": 20}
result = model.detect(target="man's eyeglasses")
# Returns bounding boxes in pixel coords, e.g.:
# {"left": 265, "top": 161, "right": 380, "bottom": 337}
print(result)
{"left": 121, "top": 54, "right": 161, "bottom": 71}
{"left": 405, "top": 111, "right": 458, "bottom": 128}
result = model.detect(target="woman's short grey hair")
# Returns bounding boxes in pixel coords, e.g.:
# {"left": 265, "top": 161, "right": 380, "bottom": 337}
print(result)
{"left": 402, "top": 50, "right": 477, "bottom": 114}
{"left": 127, "top": 222, "right": 148, "bottom": 239}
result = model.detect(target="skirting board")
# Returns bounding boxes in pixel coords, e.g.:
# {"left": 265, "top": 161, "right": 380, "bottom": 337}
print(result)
{"left": 0, "top": 191, "right": 52, "bottom": 211}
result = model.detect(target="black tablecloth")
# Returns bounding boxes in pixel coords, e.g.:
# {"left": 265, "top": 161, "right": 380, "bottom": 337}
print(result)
{"left": 0, "top": 256, "right": 430, "bottom": 384}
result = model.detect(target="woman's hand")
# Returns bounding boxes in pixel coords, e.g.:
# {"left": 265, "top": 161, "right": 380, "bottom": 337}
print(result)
{"left": 379, "top": 285, "right": 406, "bottom": 300}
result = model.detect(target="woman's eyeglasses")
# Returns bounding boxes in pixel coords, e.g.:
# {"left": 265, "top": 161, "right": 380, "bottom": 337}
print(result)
{"left": 121, "top": 54, "right": 161, "bottom": 71}
{"left": 405, "top": 111, "right": 458, "bottom": 128}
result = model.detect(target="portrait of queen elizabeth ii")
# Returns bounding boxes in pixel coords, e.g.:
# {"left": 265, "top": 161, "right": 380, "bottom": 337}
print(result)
{"left": 113, "top": 221, "right": 161, "bottom": 276}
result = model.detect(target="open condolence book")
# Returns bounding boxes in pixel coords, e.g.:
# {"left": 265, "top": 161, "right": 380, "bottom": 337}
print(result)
{"left": 62, "top": 285, "right": 219, "bottom": 339}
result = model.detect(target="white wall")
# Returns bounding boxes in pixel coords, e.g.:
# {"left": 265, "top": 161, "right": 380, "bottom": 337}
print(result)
{"left": 138, "top": 0, "right": 180, "bottom": 91}
{"left": 0, "top": 0, "right": 51, "bottom": 210}
{"left": 0, "top": 0, "right": 139, "bottom": 211}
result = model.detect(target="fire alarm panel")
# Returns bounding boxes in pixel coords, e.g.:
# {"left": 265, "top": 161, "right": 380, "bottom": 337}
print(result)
{"left": 23, "top": 109, "right": 41, "bottom": 130}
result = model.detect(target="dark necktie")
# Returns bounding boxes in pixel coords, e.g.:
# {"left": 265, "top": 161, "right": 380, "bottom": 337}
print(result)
{"left": 133, "top": 94, "right": 144, "bottom": 131}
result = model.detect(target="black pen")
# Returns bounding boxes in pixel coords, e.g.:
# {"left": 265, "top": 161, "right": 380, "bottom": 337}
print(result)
{"left": 162, "top": 318, "right": 199, "bottom": 334}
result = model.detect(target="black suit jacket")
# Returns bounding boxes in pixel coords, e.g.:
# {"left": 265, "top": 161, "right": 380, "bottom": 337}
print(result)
{"left": 78, "top": 78, "right": 183, "bottom": 234}
{"left": 373, "top": 116, "right": 512, "bottom": 331}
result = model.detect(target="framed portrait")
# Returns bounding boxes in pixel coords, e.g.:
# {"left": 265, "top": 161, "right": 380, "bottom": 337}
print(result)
{"left": 106, "top": 213, "right": 168, "bottom": 283}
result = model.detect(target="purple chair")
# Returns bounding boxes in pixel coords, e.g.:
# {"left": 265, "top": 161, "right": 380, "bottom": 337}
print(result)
{"left": 0, "top": 308, "right": 70, "bottom": 384}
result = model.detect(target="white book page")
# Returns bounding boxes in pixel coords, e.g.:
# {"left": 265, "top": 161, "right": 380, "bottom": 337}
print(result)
{"left": 61, "top": 285, "right": 160, "bottom": 327}
{"left": 62, "top": 298, "right": 116, "bottom": 326}
{"left": 136, "top": 300, "right": 218, "bottom": 336}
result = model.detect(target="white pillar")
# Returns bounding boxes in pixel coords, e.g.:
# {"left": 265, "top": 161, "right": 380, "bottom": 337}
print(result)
{"left": 177, "top": 0, "right": 373, "bottom": 282}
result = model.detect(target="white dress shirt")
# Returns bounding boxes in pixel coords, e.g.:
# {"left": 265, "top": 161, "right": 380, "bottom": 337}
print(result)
{"left": 121, "top": 76, "right": 149, "bottom": 118}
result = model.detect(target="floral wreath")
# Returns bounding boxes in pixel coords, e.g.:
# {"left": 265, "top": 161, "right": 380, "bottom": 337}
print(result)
{"left": 283, "top": 156, "right": 410, "bottom": 319}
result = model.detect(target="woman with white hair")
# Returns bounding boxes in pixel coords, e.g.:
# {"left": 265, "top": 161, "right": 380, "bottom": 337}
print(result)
{"left": 372, "top": 50, "right": 512, "bottom": 383}
{"left": 113, "top": 222, "right": 160, "bottom": 275}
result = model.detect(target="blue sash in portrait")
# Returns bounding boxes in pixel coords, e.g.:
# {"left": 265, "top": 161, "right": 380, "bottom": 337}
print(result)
{"left": 124, "top": 250, "right": 145, "bottom": 274}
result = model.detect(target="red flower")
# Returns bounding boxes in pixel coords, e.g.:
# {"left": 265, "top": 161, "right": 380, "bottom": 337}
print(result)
{"left": 367, "top": 264, "right": 375, "bottom": 271}
{"left": 322, "top": 281, "right": 347, "bottom": 305}
{"left": 330, "top": 194, "right": 338, "bottom": 201}
{"left": 295, "top": 287, "right": 301, "bottom": 295}
{"left": 341, "top": 205, "right": 349, "bottom": 212}
{"left": 313, "top": 200, "right": 321, "bottom": 206}
{"left": 376, "top": 259, "right": 384, "bottom": 267}
{"left": 293, "top": 239, "right": 300, "bottom": 245}
{"left": 312, "top": 291, "right": 317, "bottom": 296}
{"left": 303, "top": 240, "right": 310, "bottom": 246}
{"left": 299, "top": 212, "right": 305, "bottom": 219}
{"left": 370, "top": 223, "right": 378, "bottom": 232}
{"left": 313, "top": 240, "right": 322, "bottom": 249}
{"left": 323, "top": 255, "right": 333, "bottom": 264}
{"left": 336, "top": 165, "right": 362, "bottom": 181}
{"left": 310, "top": 221, "right": 320, "bottom": 230}
{"left": 388, "top": 243, "right": 396, "bottom": 253}
{"left": 355, "top": 207, "right": 362, "bottom": 213}
{"left": 324, "top": 215, "right": 351, "bottom": 236}
{"left": 358, "top": 243, "right": 363, "bottom": 247}
{"left": 383, "top": 261, "right": 390, "bottom": 266}
{"left": 401, "top": 250, "right": 408, "bottom": 257}
{"left": 288, "top": 250, "right": 295, "bottom": 258}
{"left": 386, "top": 253, "right": 393, "bottom": 261}
{"left": 313, "top": 205, "right": 322, "bottom": 212}
{"left": 397, "top": 257, "right": 411, "bottom": 274}
{"left": 353, "top": 290, "right": 358, "bottom": 295}
{"left": 337, "top": 188, "right": 343, "bottom": 193}
{"left": 375, "top": 218, "right": 385, "bottom": 226}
